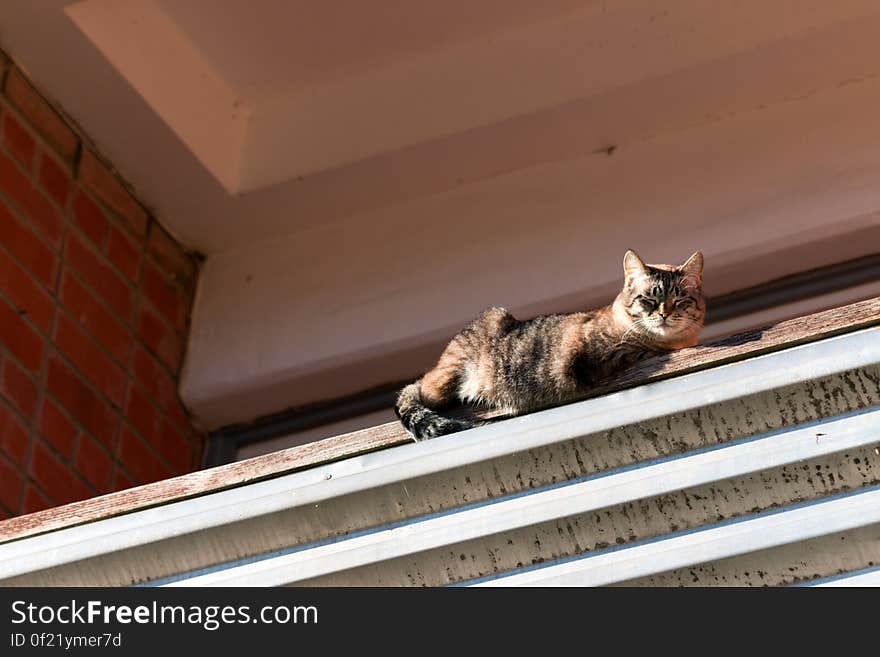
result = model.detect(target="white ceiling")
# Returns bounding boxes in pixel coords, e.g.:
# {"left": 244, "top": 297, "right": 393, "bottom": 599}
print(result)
{"left": 3, "top": 0, "right": 879, "bottom": 254}
{"left": 157, "top": 0, "right": 590, "bottom": 96}
{"left": 64, "top": 0, "right": 603, "bottom": 195}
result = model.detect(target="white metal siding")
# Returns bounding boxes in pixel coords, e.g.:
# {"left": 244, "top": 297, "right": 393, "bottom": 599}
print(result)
{"left": 1, "top": 327, "right": 878, "bottom": 586}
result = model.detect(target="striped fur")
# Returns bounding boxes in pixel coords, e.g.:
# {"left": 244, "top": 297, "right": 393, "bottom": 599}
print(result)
{"left": 395, "top": 250, "right": 705, "bottom": 441}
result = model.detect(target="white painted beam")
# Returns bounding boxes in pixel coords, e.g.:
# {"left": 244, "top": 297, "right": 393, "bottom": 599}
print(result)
{"left": 67, "top": 0, "right": 248, "bottom": 193}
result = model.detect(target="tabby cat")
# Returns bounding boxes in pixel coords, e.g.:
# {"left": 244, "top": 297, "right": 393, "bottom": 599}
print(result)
{"left": 395, "top": 249, "right": 705, "bottom": 440}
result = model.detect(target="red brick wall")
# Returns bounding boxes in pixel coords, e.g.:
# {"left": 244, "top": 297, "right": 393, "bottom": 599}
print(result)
{"left": 0, "top": 53, "right": 204, "bottom": 519}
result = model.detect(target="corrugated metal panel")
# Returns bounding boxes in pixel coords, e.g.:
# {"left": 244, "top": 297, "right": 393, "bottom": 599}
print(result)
{"left": 161, "top": 407, "right": 880, "bottom": 586}
{"left": 468, "top": 486, "right": 880, "bottom": 586}
{"left": 0, "top": 326, "right": 878, "bottom": 586}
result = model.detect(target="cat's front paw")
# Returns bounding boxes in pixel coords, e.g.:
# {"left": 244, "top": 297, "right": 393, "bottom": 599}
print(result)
{"left": 410, "top": 417, "right": 474, "bottom": 441}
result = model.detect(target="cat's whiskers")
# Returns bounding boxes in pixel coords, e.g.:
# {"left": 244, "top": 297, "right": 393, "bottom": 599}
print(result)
{"left": 618, "top": 316, "right": 649, "bottom": 345}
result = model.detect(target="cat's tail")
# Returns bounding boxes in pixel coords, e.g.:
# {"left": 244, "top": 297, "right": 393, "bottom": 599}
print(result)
{"left": 394, "top": 381, "right": 475, "bottom": 441}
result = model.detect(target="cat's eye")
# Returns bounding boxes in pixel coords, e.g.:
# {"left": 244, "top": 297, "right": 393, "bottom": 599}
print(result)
{"left": 639, "top": 297, "right": 657, "bottom": 310}
{"left": 676, "top": 298, "right": 694, "bottom": 308}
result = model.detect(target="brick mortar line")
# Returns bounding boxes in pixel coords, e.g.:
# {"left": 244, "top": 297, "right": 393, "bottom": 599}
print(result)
{"left": 0, "top": 271, "right": 192, "bottom": 477}
{"left": 0, "top": 332, "right": 40, "bottom": 389}
{"left": 0, "top": 67, "right": 197, "bottom": 331}
{"left": 0, "top": 49, "right": 203, "bottom": 496}
{"left": 119, "top": 394, "right": 191, "bottom": 480}
{"left": 26, "top": 206, "right": 102, "bottom": 505}
{"left": 0, "top": 223, "right": 59, "bottom": 321}
{"left": 6, "top": 297, "right": 189, "bottom": 483}
{"left": 73, "top": 430, "right": 118, "bottom": 496}
{"left": 0, "top": 352, "right": 40, "bottom": 428}
{"left": 62, "top": 218, "right": 190, "bottom": 376}
{"left": 0, "top": 54, "right": 9, "bottom": 91}
{"left": 70, "top": 184, "right": 144, "bottom": 248}
{"left": 142, "top": 261, "right": 195, "bottom": 341}
{"left": 39, "top": 388, "right": 116, "bottom": 492}
{"left": 0, "top": 121, "right": 54, "bottom": 510}
{"left": 126, "top": 211, "right": 197, "bottom": 471}
{"left": 0, "top": 348, "right": 32, "bottom": 477}
{"left": 54, "top": 303, "right": 133, "bottom": 393}
{"left": 117, "top": 204, "right": 151, "bottom": 479}
{"left": 1, "top": 62, "right": 78, "bottom": 161}
{"left": 31, "top": 434, "right": 101, "bottom": 503}
{"left": 58, "top": 225, "right": 190, "bottom": 393}
{"left": 0, "top": 94, "right": 73, "bottom": 167}
{"left": 64, "top": 220, "right": 140, "bottom": 313}
{"left": 48, "top": 188, "right": 89, "bottom": 500}
{"left": 37, "top": 155, "right": 73, "bottom": 214}
{"left": 9, "top": 383, "right": 119, "bottom": 508}
{"left": 0, "top": 137, "right": 138, "bottom": 498}
{"left": 0, "top": 267, "right": 196, "bottom": 460}
{"left": 76, "top": 185, "right": 145, "bottom": 245}
{"left": 0, "top": 50, "right": 193, "bottom": 267}
{"left": 1, "top": 98, "right": 74, "bottom": 213}
{"left": 136, "top": 293, "right": 188, "bottom": 358}
{"left": 0, "top": 167, "right": 64, "bottom": 254}
{"left": 19, "top": 484, "right": 52, "bottom": 514}
{"left": 113, "top": 461, "right": 137, "bottom": 490}
{"left": 0, "top": 103, "right": 38, "bottom": 174}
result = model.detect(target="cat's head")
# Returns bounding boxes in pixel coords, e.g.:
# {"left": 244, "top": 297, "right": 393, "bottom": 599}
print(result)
{"left": 613, "top": 249, "right": 706, "bottom": 348}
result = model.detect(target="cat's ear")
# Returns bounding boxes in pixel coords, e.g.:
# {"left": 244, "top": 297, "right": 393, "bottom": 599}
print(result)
{"left": 679, "top": 250, "right": 704, "bottom": 281}
{"left": 623, "top": 249, "right": 647, "bottom": 280}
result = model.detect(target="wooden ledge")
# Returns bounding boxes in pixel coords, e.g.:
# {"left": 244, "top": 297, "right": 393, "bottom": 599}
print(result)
{"left": 1, "top": 296, "right": 878, "bottom": 544}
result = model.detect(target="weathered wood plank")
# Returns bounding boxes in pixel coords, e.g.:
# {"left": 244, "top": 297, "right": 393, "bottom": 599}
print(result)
{"left": 1, "top": 296, "right": 878, "bottom": 544}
